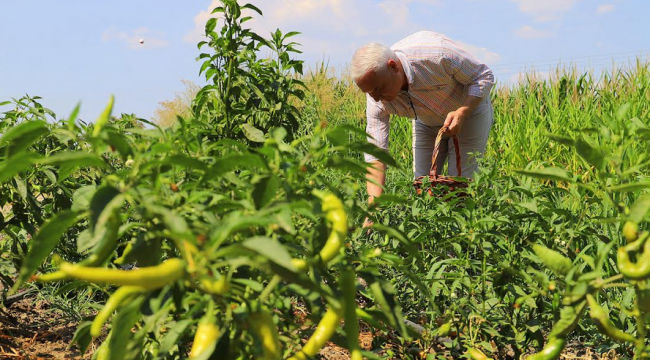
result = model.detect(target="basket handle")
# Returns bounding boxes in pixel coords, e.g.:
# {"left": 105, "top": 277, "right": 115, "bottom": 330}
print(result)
{"left": 430, "top": 126, "right": 461, "bottom": 178}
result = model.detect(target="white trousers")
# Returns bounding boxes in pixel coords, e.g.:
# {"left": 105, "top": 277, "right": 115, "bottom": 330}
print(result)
{"left": 412, "top": 97, "right": 493, "bottom": 179}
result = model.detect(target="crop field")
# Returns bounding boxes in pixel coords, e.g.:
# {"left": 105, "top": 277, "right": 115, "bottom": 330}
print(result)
{"left": 1, "top": 1, "right": 650, "bottom": 360}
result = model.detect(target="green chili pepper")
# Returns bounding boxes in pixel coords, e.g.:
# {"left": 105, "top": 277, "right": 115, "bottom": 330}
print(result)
{"left": 437, "top": 322, "right": 452, "bottom": 337}
{"left": 248, "top": 308, "right": 282, "bottom": 360}
{"left": 466, "top": 348, "right": 493, "bottom": 360}
{"left": 288, "top": 306, "right": 342, "bottom": 360}
{"left": 91, "top": 285, "right": 147, "bottom": 337}
{"left": 532, "top": 244, "right": 572, "bottom": 276}
{"left": 548, "top": 301, "right": 586, "bottom": 338}
{"left": 313, "top": 190, "right": 347, "bottom": 264}
{"left": 623, "top": 221, "right": 639, "bottom": 243}
{"left": 94, "top": 339, "right": 110, "bottom": 360}
{"left": 617, "top": 237, "right": 650, "bottom": 280}
{"left": 526, "top": 337, "right": 566, "bottom": 360}
{"left": 40, "top": 258, "right": 185, "bottom": 290}
{"left": 586, "top": 294, "right": 635, "bottom": 343}
{"left": 293, "top": 191, "right": 348, "bottom": 270}
{"left": 189, "top": 312, "right": 220, "bottom": 359}
{"left": 199, "top": 274, "right": 230, "bottom": 295}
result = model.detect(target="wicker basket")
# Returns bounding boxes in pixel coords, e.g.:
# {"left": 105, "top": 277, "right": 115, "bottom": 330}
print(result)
{"left": 413, "top": 126, "right": 470, "bottom": 197}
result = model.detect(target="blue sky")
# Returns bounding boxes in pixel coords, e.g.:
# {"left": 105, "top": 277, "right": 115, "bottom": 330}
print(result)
{"left": 1, "top": 0, "right": 649, "bottom": 122}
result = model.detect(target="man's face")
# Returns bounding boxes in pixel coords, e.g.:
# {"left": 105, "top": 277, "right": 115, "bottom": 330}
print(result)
{"left": 355, "top": 60, "right": 402, "bottom": 102}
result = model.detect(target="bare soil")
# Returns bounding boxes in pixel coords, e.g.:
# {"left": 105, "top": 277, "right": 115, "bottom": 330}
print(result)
{"left": 0, "top": 295, "right": 627, "bottom": 360}
{"left": 0, "top": 297, "right": 98, "bottom": 360}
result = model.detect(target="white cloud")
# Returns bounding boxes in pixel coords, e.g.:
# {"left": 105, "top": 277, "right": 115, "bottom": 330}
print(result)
{"left": 102, "top": 27, "right": 168, "bottom": 49}
{"left": 596, "top": 4, "right": 615, "bottom": 14}
{"left": 509, "top": 0, "right": 581, "bottom": 23}
{"left": 456, "top": 41, "right": 502, "bottom": 65}
{"left": 514, "top": 25, "right": 553, "bottom": 40}
{"left": 184, "top": 0, "right": 497, "bottom": 70}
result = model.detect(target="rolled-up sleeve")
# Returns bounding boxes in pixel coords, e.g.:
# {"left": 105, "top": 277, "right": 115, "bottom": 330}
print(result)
{"left": 364, "top": 96, "right": 390, "bottom": 163}
{"left": 440, "top": 37, "right": 494, "bottom": 99}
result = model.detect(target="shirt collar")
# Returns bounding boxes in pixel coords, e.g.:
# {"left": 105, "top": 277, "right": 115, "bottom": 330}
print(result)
{"left": 395, "top": 51, "right": 414, "bottom": 91}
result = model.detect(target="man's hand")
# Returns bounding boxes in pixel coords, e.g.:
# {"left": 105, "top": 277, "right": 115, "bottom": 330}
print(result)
{"left": 363, "top": 217, "right": 374, "bottom": 229}
{"left": 444, "top": 96, "right": 483, "bottom": 136}
{"left": 443, "top": 108, "right": 469, "bottom": 136}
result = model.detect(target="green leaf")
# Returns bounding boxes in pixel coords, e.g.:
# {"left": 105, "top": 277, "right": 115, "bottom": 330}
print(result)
{"left": 205, "top": 18, "right": 217, "bottom": 34}
{"left": 241, "top": 123, "right": 265, "bottom": 143}
{"left": 211, "top": 6, "right": 225, "bottom": 14}
{"left": 205, "top": 154, "right": 266, "bottom": 180}
{"left": 82, "top": 194, "right": 124, "bottom": 262}
{"left": 274, "top": 208, "right": 296, "bottom": 235}
{"left": 0, "top": 152, "right": 42, "bottom": 183}
{"left": 209, "top": 213, "right": 273, "bottom": 249}
{"left": 199, "top": 60, "right": 212, "bottom": 76}
{"left": 242, "top": 3, "right": 263, "bottom": 15}
{"left": 282, "top": 31, "right": 301, "bottom": 40}
{"left": 89, "top": 186, "right": 121, "bottom": 230}
{"left": 76, "top": 229, "right": 94, "bottom": 254}
{"left": 609, "top": 181, "right": 650, "bottom": 192}
{"left": 629, "top": 194, "right": 650, "bottom": 224}
{"left": 92, "top": 95, "right": 114, "bottom": 137}
{"left": 515, "top": 167, "right": 573, "bottom": 182}
{"left": 251, "top": 87, "right": 270, "bottom": 107}
{"left": 575, "top": 136, "right": 605, "bottom": 171}
{"left": 369, "top": 280, "right": 409, "bottom": 339}
{"left": 10, "top": 210, "right": 80, "bottom": 294}
{"left": 67, "top": 103, "right": 81, "bottom": 132}
{"left": 124, "top": 127, "right": 163, "bottom": 138}
{"left": 326, "top": 157, "right": 368, "bottom": 175}
{"left": 107, "top": 297, "right": 144, "bottom": 360}
{"left": 0, "top": 120, "right": 49, "bottom": 156}
{"left": 517, "top": 201, "right": 538, "bottom": 213}
{"left": 14, "top": 177, "right": 27, "bottom": 200}
{"left": 349, "top": 142, "right": 399, "bottom": 168}
{"left": 39, "top": 152, "right": 105, "bottom": 168}
{"left": 42, "top": 169, "right": 57, "bottom": 184}
{"left": 70, "top": 321, "right": 93, "bottom": 354}
{"left": 252, "top": 175, "right": 278, "bottom": 209}
{"left": 144, "top": 203, "right": 194, "bottom": 244}
{"left": 162, "top": 154, "right": 208, "bottom": 172}
{"left": 242, "top": 236, "right": 296, "bottom": 271}
{"left": 158, "top": 319, "right": 192, "bottom": 354}
{"left": 105, "top": 130, "right": 134, "bottom": 161}
{"left": 616, "top": 103, "right": 631, "bottom": 121}
{"left": 546, "top": 133, "right": 575, "bottom": 147}
{"left": 331, "top": 124, "right": 370, "bottom": 139}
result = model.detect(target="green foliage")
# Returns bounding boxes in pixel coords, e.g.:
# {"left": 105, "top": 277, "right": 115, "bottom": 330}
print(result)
{"left": 0, "top": 2, "right": 406, "bottom": 359}
{"left": 3, "top": 1, "right": 650, "bottom": 359}
{"left": 194, "top": 0, "right": 305, "bottom": 143}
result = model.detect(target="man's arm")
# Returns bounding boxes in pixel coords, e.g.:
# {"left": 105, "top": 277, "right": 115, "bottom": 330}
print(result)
{"left": 439, "top": 37, "right": 494, "bottom": 136}
{"left": 366, "top": 160, "right": 386, "bottom": 203}
{"left": 363, "top": 160, "right": 386, "bottom": 228}
{"left": 363, "top": 95, "right": 390, "bottom": 228}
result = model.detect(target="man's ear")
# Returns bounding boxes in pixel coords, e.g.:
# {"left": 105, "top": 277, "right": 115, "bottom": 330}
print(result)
{"left": 387, "top": 59, "right": 399, "bottom": 72}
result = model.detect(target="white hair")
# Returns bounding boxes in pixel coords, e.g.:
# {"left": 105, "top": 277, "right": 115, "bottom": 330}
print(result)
{"left": 350, "top": 42, "right": 397, "bottom": 81}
